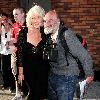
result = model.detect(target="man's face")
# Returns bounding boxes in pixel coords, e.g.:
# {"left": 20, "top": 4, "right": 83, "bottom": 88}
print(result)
{"left": 13, "top": 9, "right": 24, "bottom": 23}
{"left": 44, "top": 13, "right": 59, "bottom": 34}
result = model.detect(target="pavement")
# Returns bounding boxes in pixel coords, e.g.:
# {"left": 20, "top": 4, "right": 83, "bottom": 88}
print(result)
{"left": 0, "top": 71, "right": 100, "bottom": 100}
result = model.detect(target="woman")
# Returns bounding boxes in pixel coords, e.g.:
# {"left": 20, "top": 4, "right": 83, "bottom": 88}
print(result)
{"left": 17, "top": 5, "right": 49, "bottom": 100}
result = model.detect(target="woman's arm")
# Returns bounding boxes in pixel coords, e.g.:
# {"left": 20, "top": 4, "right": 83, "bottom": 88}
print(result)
{"left": 17, "top": 27, "right": 27, "bottom": 85}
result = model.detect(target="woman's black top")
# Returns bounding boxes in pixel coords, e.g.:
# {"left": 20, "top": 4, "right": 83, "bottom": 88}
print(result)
{"left": 17, "top": 27, "right": 49, "bottom": 99}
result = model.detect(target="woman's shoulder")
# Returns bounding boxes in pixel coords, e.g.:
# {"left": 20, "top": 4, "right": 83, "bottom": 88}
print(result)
{"left": 18, "top": 27, "right": 28, "bottom": 37}
{"left": 20, "top": 26, "right": 28, "bottom": 33}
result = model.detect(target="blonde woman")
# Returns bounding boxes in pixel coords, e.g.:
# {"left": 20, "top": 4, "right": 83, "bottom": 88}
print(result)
{"left": 17, "top": 5, "right": 49, "bottom": 100}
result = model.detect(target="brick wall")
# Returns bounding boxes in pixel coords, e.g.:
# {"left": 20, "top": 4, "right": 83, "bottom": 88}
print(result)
{"left": 0, "top": 0, "right": 19, "bottom": 16}
{"left": 0, "top": 0, "right": 100, "bottom": 69}
{"left": 51, "top": 0, "right": 100, "bottom": 69}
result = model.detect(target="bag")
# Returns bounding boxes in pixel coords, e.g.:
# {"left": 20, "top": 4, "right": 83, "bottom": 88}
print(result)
{"left": 76, "top": 34, "right": 88, "bottom": 50}
{"left": 43, "top": 35, "right": 58, "bottom": 62}
{"left": 59, "top": 26, "right": 87, "bottom": 79}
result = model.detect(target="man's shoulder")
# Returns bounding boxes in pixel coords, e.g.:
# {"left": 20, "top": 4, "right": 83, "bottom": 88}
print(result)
{"left": 63, "top": 28, "right": 75, "bottom": 38}
{"left": 58, "top": 23, "right": 76, "bottom": 39}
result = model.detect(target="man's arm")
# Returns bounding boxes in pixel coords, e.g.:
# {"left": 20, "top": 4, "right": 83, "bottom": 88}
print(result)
{"left": 64, "top": 29, "right": 94, "bottom": 80}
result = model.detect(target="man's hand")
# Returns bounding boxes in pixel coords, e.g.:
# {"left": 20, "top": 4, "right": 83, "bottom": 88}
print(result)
{"left": 0, "top": 16, "right": 2, "bottom": 33}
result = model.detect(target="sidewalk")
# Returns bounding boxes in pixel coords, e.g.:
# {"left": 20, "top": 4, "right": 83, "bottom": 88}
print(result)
{"left": 0, "top": 71, "right": 100, "bottom": 100}
{"left": 0, "top": 71, "right": 15, "bottom": 100}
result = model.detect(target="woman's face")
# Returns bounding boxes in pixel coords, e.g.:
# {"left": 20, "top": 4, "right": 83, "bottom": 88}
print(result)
{"left": 29, "top": 13, "right": 42, "bottom": 29}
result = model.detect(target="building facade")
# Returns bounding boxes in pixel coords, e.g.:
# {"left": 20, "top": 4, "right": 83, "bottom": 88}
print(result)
{"left": 0, "top": 0, "right": 100, "bottom": 80}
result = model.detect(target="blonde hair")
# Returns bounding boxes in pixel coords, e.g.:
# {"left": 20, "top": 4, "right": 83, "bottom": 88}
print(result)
{"left": 26, "top": 5, "right": 45, "bottom": 27}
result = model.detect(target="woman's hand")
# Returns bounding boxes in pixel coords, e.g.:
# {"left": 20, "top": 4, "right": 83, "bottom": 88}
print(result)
{"left": 18, "top": 73, "right": 24, "bottom": 86}
{"left": 18, "top": 67, "right": 24, "bottom": 86}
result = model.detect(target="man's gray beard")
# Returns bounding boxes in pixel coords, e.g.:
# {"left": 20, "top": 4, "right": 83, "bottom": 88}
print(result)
{"left": 44, "top": 28, "right": 53, "bottom": 35}
{"left": 44, "top": 25, "right": 59, "bottom": 35}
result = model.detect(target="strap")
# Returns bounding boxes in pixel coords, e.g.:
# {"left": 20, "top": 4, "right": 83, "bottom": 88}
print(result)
{"left": 59, "top": 27, "right": 83, "bottom": 70}
{"left": 59, "top": 28, "right": 85, "bottom": 79}
{"left": 59, "top": 27, "right": 81, "bottom": 68}
{"left": 58, "top": 27, "right": 69, "bottom": 66}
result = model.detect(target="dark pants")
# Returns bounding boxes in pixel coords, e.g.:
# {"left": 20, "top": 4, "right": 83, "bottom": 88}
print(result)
{"left": 1, "top": 54, "right": 15, "bottom": 89}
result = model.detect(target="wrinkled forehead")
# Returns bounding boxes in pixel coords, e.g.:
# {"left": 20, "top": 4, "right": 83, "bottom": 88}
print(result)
{"left": 44, "top": 15, "right": 55, "bottom": 22}
{"left": 44, "top": 11, "right": 57, "bottom": 21}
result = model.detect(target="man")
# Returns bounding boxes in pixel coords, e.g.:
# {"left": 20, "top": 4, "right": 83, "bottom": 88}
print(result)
{"left": 10, "top": 7, "right": 28, "bottom": 96}
{"left": 11, "top": 7, "right": 26, "bottom": 80}
{"left": 11, "top": 7, "right": 26, "bottom": 44}
{"left": 43, "top": 10, "right": 94, "bottom": 100}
